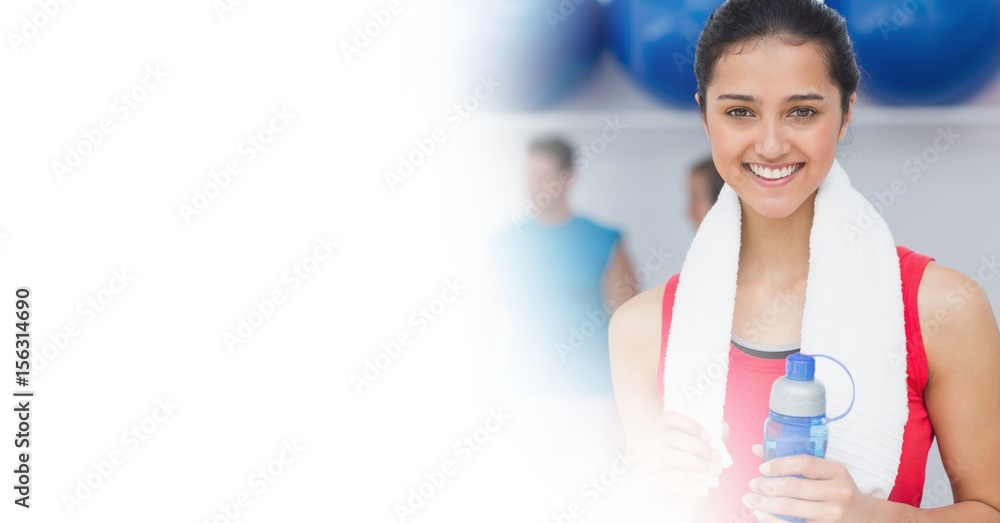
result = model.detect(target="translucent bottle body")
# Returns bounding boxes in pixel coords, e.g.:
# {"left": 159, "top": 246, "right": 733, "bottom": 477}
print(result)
{"left": 763, "top": 411, "right": 829, "bottom": 461}
{"left": 760, "top": 412, "right": 829, "bottom": 523}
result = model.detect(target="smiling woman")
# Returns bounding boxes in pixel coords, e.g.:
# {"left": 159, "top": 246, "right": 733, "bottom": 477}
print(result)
{"left": 608, "top": 1, "right": 1000, "bottom": 522}
{"left": 694, "top": 5, "right": 856, "bottom": 221}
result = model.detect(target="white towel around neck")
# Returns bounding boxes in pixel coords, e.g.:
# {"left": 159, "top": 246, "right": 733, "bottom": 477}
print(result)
{"left": 662, "top": 159, "right": 907, "bottom": 498}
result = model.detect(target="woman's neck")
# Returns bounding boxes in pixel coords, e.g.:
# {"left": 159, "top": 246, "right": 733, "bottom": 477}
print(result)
{"left": 738, "top": 192, "right": 816, "bottom": 287}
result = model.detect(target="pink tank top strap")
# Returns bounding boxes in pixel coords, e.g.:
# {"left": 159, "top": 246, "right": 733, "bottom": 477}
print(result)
{"left": 896, "top": 245, "right": 935, "bottom": 392}
{"left": 656, "top": 273, "right": 680, "bottom": 399}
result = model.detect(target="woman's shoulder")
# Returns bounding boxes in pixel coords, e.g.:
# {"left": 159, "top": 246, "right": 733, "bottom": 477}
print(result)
{"left": 914, "top": 257, "right": 999, "bottom": 377}
{"left": 915, "top": 257, "right": 988, "bottom": 331}
{"left": 609, "top": 281, "right": 668, "bottom": 360}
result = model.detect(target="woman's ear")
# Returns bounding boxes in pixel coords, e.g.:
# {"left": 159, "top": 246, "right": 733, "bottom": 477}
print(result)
{"left": 838, "top": 92, "right": 857, "bottom": 142}
{"left": 695, "top": 92, "right": 709, "bottom": 139}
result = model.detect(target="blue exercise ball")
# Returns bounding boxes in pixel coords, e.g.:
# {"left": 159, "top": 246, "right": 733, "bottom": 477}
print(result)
{"left": 443, "top": 0, "right": 604, "bottom": 110}
{"left": 607, "top": 0, "right": 724, "bottom": 108}
{"left": 829, "top": 0, "right": 1000, "bottom": 105}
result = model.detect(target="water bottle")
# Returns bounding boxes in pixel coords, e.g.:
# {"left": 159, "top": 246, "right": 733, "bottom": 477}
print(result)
{"left": 760, "top": 353, "right": 854, "bottom": 523}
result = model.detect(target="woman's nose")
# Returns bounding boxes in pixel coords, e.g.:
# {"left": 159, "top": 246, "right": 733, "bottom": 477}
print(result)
{"left": 754, "top": 119, "right": 790, "bottom": 159}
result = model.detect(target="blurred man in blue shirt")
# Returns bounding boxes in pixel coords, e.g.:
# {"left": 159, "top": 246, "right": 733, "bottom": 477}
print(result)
{"left": 491, "top": 137, "right": 636, "bottom": 395}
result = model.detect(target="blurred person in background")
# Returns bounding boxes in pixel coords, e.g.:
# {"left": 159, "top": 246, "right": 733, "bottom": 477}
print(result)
{"left": 490, "top": 136, "right": 637, "bottom": 397}
{"left": 482, "top": 136, "right": 639, "bottom": 515}
{"left": 687, "top": 155, "right": 726, "bottom": 229}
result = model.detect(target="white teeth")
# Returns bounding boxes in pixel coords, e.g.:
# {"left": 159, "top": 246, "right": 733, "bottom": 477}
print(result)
{"left": 748, "top": 163, "right": 800, "bottom": 180}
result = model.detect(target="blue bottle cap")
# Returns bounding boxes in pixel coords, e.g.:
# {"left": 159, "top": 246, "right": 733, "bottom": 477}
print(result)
{"left": 786, "top": 353, "right": 815, "bottom": 381}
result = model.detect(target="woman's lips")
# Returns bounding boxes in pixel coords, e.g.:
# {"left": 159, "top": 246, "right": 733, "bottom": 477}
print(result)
{"left": 743, "top": 162, "right": 804, "bottom": 187}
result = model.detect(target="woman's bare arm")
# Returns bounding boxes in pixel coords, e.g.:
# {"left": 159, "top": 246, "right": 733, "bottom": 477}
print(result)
{"left": 609, "top": 284, "right": 665, "bottom": 452}
{"left": 880, "top": 261, "right": 1000, "bottom": 521}
{"left": 610, "top": 284, "right": 723, "bottom": 522}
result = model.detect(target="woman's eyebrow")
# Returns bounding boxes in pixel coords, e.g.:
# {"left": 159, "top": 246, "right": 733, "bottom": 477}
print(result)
{"left": 715, "top": 93, "right": 826, "bottom": 103}
{"left": 784, "top": 93, "right": 825, "bottom": 102}
{"left": 716, "top": 93, "right": 761, "bottom": 103}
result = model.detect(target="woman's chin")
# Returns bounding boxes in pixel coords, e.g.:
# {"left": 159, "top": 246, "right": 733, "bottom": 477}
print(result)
{"left": 744, "top": 200, "right": 801, "bottom": 221}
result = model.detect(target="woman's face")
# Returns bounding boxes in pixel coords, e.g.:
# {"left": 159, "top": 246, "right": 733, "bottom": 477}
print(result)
{"left": 699, "top": 39, "right": 854, "bottom": 220}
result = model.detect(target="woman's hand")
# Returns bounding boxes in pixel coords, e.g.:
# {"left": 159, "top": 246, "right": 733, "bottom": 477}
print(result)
{"left": 743, "top": 444, "right": 877, "bottom": 522}
{"left": 626, "top": 411, "right": 729, "bottom": 522}
{"left": 634, "top": 410, "right": 728, "bottom": 493}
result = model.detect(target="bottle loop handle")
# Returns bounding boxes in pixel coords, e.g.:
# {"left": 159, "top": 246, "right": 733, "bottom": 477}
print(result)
{"left": 811, "top": 354, "right": 855, "bottom": 423}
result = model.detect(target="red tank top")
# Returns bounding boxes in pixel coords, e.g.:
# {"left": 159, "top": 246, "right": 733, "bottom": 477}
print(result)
{"left": 655, "top": 246, "right": 935, "bottom": 521}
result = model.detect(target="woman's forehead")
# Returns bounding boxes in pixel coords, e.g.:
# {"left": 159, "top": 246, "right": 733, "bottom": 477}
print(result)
{"left": 707, "top": 39, "right": 838, "bottom": 99}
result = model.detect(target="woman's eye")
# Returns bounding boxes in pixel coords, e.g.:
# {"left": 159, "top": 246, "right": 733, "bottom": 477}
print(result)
{"left": 726, "top": 108, "right": 751, "bottom": 118}
{"left": 791, "top": 107, "right": 817, "bottom": 118}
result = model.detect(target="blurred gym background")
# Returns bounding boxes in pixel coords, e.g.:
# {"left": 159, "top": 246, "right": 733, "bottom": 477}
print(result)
{"left": 418, "top": 0, "right": 1000, "bottom": 512}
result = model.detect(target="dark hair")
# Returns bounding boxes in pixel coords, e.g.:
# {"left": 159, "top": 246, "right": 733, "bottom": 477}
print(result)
{"left": 694, "top": 0, "right": 859, "bottom": 118}
{"left": 691, "top": 156, "right": 725, "bottom": 204}
{"left": 528, "top": 136, "right": 574, "bottom": 172}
